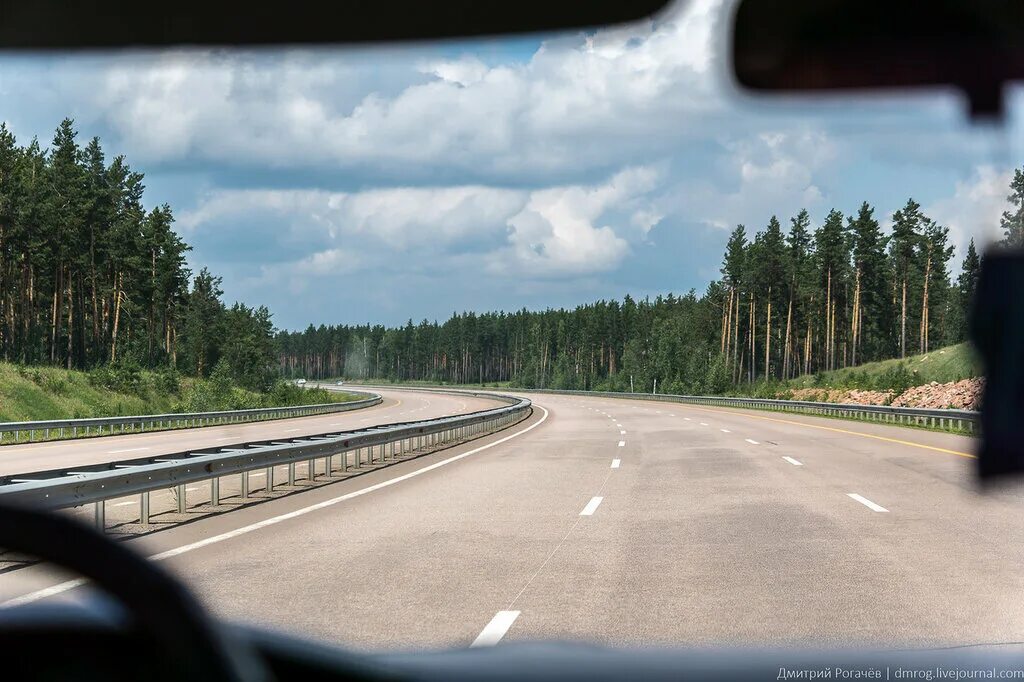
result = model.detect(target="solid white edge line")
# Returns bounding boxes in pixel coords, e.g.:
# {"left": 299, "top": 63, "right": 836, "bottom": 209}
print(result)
{"left": 108, "top": 447, "right": 150, "bottom": 454}
{"left": 579, "top": 496, "right": 603, "bottom": 516}
{"left": 782, "top": 456, "right": 803, "bottom": 466}
{"left": 471, "top": 610, "right": 521, "bottom": 647}
{"left": 848, "top": 493, "right": 889, "bottom": 512}
{"left": 0, "top": 404, "right": 552, "bottom": 609}
{"left": 611, "top": 459, "right": 621, "bottom": 469}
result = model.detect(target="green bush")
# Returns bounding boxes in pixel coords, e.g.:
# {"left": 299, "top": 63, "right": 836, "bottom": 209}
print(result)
{"left": 87, "top": 361, "right": 145, "bottom": 395}
{"left": 873, "top": 363, "right": 916, "bottom": 394}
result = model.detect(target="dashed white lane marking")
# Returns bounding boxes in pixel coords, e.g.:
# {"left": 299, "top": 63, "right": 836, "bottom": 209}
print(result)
{"left": 215, "top": 437, "right": 234, "bottom": 442}
{"left": 611, "top": 459, "right": 621, "bottom": 469}
{"left": 616, "top": 423, "right": 622, "bottom": 428}
{"left": 619, "top": 430, "right": 626, "bottom": 435}
{"left": 669, "top": 414, "right": 675, "bottom": 417}
{"left": 700, "top": 422, "right": 709, "bottom": 426}
{"left": 0, "top": 405, "right": 551, "bottom": 609}
{"left": 782, "top": 456, "right": 803, "bottom": 466}
{"left": 108, "top": 447, "right": 150, "bottom": 454}
{"left": 745, "top": 438, "right": 760, "bottom": 445}
{"left": 580, "top": 496, "right": 604, "bottom": 516}
{"left": 471, "top": 610, "right": 521, "bottom": 648}
{"left": 848, "top": 493, "right": 889, "bottom": 512}
{"left": 720, "top": 429, "right": 731, "bottom": 433}
{"left": 684, "top": 417, "right": 691, "bottom": 421}
{"left": 618, "top": 441, "right": 625, "bottom": 447}
{"left": 283, "top": 428, "right": 301, "bottom": 433}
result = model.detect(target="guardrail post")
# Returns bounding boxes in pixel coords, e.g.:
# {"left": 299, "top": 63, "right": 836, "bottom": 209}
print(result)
{"left": 95, "top": 500, "right": 105, "bottom": 531}
{"left": 140, "top": 492, "right": 150, "bottom": 525}
{"left": 307, "top": 458, "right": 316, "bottom": 481}
{"left": 211, "top": 477, "right": 220, "bottom": 506}
{"left": 288, "top": 462, "right": 296, "bottom": 485}
{"left": 177, "top": 484, "right": 186, "bottom": 514}
{"left": 267, "top": 467, "right": 274, "bottom": 492}
{"left": 241, "top": 471, "right": 249, "bottom": 499}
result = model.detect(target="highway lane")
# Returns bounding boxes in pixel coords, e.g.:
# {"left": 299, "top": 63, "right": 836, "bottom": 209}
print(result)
{"left": 0, "top": 388, "right": 494, "bottom": 477}
{"left": 4, "top": 388, "right": 1021, "bottom": 653}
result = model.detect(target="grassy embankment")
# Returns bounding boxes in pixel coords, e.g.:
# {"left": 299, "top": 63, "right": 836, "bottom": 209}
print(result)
{"left": 0, "top": 363, "right": 364, "bottom": 443}
{"left": 783, "top": 342, "right": 981, "bottom": 394}
{"left": 339, "top": 345, "right": 983, "bottom": 436}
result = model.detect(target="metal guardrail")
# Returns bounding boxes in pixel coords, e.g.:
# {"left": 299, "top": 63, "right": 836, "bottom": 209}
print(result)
{"left": 0, "top": 391, "right": 383, "bottom": 445}
{"left": 0, "top": 390, "right": 532, "bottom": 530}
{"left": 523, "top": 389, "right": 979, "bottom": 432}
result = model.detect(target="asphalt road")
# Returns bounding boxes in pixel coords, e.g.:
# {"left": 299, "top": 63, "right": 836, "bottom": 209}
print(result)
{"left": 0, "top": 388, "right": 493, "bottom": 477}
{"left": 3, "top": 389, "right": 1020, "bottom": 653}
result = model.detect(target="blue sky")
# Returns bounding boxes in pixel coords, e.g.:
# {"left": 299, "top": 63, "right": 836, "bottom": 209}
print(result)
{"left": 0, "top": 0, "right": 1020, "bottom": 330}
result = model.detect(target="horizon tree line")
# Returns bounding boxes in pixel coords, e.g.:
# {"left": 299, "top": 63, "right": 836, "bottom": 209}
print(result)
{"left": 277, "top": 177, "right": 1024, "bottom": 392}
{"left": 4, "top": 119, "right": 1019, "bottom": 395}
{"left": 0, "top": 120, "right": 279, "bottom": 390}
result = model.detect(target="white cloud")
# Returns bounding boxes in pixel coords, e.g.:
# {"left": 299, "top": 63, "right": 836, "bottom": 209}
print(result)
{"left": 69, "top": 0, "right": 723, "bottom": 178}
{"left": 493, "top": 166, "right": 660, "bottom": 276}
{"left": 184, "top": 167, "right": 662, "bottom": 282}
{"left": 418, "top": 56, "right": 489, "bottom": 87}
{"left": 927, "top": 165, "right": 1012, "bottom": 258}
{"left": 660, "top": 129, "right": 834, "bottom": 232}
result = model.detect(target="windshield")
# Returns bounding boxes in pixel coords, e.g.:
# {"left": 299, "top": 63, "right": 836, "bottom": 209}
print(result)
{"left": 0, "top": 0, "right": 1017, "bottom": 655}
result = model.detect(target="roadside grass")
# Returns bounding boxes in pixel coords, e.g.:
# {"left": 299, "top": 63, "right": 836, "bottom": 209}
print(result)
{"left": 0, "top": 364, "right": 172, "bottom": 422}
{"left": 0, "top": 363, "right": 367, "bottom": 444}
{"left": 786, "top": 342, "right": 982, "bottom": 392}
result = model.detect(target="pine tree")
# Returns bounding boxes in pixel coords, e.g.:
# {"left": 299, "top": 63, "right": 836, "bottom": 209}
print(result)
{"left": 1000, "top": 169, "right": 1024, "bottom": 248}
{"left": 785, "top": 209, "right": 813, "bottom": 378}
{"left": 814, "top": 209, "right": 849, "bottom": 371}
{"left": 848, "top": 202, "right": 891, "bottom": 363}
{"left": 889, "top": 198, "right": 923, "bottom": 358}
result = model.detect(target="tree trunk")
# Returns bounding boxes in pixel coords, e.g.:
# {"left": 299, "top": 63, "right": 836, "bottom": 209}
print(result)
{"left": 851, "top": 267, "right": 861, "bottom": 366}
{"left": 764, "top": 288, "right": 772, "bottom": 381}
{"left": 824, "top": 269, "right": 832, "bottom": 372}
{"left": 920, "top": 253, "right": 931, "bottom": 353}
{"left": 783, "top": 295, "right": 793, "bottom": 379}
{"left": 749, "top": 292, "right": 756, "bottom": 383}
{"left": 66, "top": 277, "right": 74, "bottom": 369}
{"left": 900, "top": 278, "right": 907, "bottom": 359}
{"left": 111, "top": 272, "right": 122, "bottom": 363}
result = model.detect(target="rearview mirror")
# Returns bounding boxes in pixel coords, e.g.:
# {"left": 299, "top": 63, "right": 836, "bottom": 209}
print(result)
{"left": 731, "top": 0, "right": 1024, "bottom": 118}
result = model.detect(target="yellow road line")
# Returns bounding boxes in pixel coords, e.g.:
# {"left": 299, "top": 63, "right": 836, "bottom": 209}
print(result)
{"left": 576, "top": 393, "right": 976, "bottom": 459}
{"left": 684, "top": 403, "right": 976, "bottom": 459}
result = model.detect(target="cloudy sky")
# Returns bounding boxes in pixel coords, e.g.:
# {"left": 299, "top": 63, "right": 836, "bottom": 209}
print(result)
{"left": 1, "top": 0, "right": 1021, "bottom": 330}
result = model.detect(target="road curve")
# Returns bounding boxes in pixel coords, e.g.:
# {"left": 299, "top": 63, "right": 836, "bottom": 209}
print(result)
{"left": 3, "top": 388, "right": 1018, "bottom": 653}
{"left": 0, "top": 388, "right": 495, "bottom": 477}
